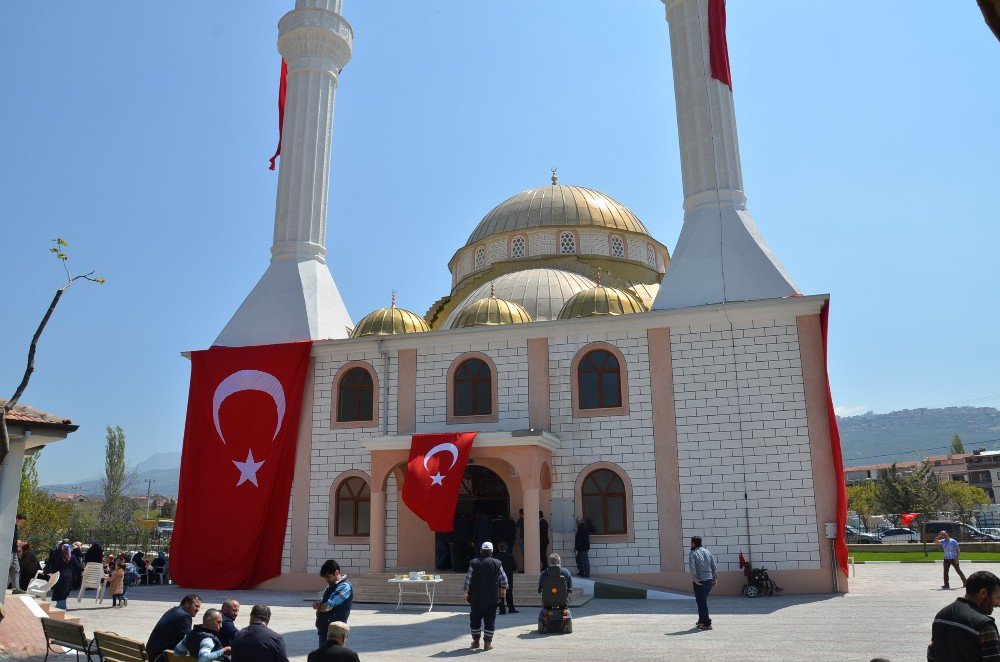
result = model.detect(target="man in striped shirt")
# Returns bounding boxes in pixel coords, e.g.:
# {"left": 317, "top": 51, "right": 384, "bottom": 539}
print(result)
{"left": 936, "top": 530, "right": 968, "bottom": 590}
{"left": 929, "top": 570, "right": 1000, "bottom": 661}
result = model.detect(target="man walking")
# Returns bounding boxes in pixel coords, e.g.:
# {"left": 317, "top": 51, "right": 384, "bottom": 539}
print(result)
{"left": 936, "top": 530, "right": 968, "bottom": 589}
{"left": 689, "top": 536, "right": 717, "bottom": 630}
{"left": 928, "top": 570, "right": 1000, "bottom": 660}
{"left": 463, "top": 542, "right": 508, "bottom": 651}
{"left": 574, "top": 518, "right": 591, "bottom": 578}
{"left": 495, "top": 542, "right": 518, "bottom": 614}
{"left": 9, "top": 514, "right": 25, "bottom": 593}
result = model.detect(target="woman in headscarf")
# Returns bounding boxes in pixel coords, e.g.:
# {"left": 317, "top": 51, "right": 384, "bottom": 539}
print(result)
{"left": 49, "top": 543, "right": 83, "bottom": 609}
{"left": 18, "top": 542, "right": 40, "bottom": 591}
{"left": 150, "top": 551, "right": 166, "bottom": 585}
{"left": 83, "top": 540, "right": 104, "bottom": 565}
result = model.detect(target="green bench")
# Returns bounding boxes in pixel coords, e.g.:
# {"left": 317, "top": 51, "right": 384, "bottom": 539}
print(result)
{"left": 91, "top": 630, "right": 149, "bottom": 661}
{"left": 40, "top": 616, "right": 93, "bottom": 662}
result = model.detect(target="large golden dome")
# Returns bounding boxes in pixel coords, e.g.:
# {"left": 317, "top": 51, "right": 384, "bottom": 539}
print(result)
{"left": 454, "top": 293, "right": 533, "bottom": 329}
{"left": 557, "top": 285, "right": 646, "bottom": 320}
{"left": 351, "top": 299, "right": 430, "bottom": 338}
{"left": 464, "top": 184, "right": 650, "bottom": 246}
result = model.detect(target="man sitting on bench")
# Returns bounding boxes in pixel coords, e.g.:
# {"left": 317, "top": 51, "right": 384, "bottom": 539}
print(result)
{"left": 537, "top": 554, "right": 573, "bottom": 596}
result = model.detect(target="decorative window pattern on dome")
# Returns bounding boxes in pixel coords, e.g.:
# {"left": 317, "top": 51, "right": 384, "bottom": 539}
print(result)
{"left": 475, "top": 246, "right": 486, "bottom": 270}
{"left": 610, "top": 235, "right": 625, "bottom": 259}
{"left": 646, "top": 244, "right": 656, "bottom": 267}
{"left": 511, "top": 235, "right": 526, "bottom": 259}
{"left": 560, "top": 232, "right": 576, "bottom": 255}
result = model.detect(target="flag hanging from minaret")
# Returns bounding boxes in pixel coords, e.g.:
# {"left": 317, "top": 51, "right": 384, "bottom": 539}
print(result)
{"left": 708, "top": 0, "right": 732, "bottom": 89}
{"left": 268, "top": 60, "right": 288, "bottom": 171}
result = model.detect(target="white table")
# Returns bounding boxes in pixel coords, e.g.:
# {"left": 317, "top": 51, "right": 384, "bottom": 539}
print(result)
{"left": 388, "top": 577, "right": 444, "bottom": 612}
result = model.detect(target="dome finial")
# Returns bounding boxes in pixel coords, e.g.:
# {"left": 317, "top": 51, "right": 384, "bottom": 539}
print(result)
{"left": 596, "top": 268, "right": 603, "bottom": 287}
{"left": 490, "top": 283, "right": 497, "bottom": 298}
{"left": 551, "top": 167, "right": 558, "bottom": 186}
{"left": 391, "top": 290, "right": 397, "bottom": 308}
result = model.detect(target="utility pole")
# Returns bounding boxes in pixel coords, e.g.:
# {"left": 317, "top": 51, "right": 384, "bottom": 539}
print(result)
{"left": 144, "top": 478, "right": 154, "bottom": 520}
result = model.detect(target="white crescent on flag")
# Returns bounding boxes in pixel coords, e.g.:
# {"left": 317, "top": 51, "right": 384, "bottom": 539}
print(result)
{"left": 423, "top": 442, "right": 459, "bottom": 472}
{"left": 212, "top": 369, "right": 287, "bottom": 444}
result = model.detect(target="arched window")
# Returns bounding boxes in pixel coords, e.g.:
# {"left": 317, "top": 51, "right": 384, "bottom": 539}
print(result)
{"left": 475, "top": 246, "right": 486, "bottom": 269}
{"left": 337, "top": 367, "right": 373, "bottom": 422}
{"left": 646, "top": 244, "right": 656, "bottom": 267}
{"left": 454, "top": 358, "right": 492, "bottom": 417}
{"left": 582, "top": 468, "right": 627, "bottom": 535}
{"left": 610, "top": 235, "right": 625, "bottom": 259}
{"left": 511, "top": 235, "right": 526, "bottom": 259}
{"left": 578, "top": 349, "right": 621, "bottom": 410}
{"left": 335, "top": 477, "right": 371, "bottom": 537}
{"left": 559, "top": 231, "right": 576, "bottom": 254}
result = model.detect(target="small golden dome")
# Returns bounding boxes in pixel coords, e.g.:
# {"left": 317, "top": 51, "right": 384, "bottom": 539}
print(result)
{"left": 557, "top": 285, "right": 646, "bottom": 319}
{"left": 351, "top": 296, "right": 430, "bottom": 338}
{"left": 454, "top": 291, "right": 533, "bottom": 328}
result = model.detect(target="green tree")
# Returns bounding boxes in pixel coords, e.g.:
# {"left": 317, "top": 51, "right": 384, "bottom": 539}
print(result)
{"left": 942, "top": 480, "right": 990, "bottom": 524}
{"left": 17, "top": 452, "right": 72, "bottom": 550}
{"left": 159, "top": 499, "right": 176, "bottom": 519}
{"left": 951, "top": 434, "right": 966, "bottom": 455}
{"left": 875, "top": 462, "right": 948, "bottom": 555}
{"left": 98, "top": 425, "right": 136, "bottom": 533}
{"left": 1, "top": 239, "right": 103, "bottom": 466}
{"left": 847, "top": 481, "right": 879, "bottom": 530}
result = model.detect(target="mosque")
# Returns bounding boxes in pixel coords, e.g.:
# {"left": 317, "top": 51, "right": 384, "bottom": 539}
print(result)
{"left": 201, "top": 0, "right": 848, "bottom": 595}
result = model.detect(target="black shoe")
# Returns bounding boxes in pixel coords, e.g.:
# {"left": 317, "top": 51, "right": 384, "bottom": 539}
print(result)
{"left": 499, "top": 610, "right": 507, "bottom": 615}
{"left": 509, "top": 608, "right": 519, "bottom": 613}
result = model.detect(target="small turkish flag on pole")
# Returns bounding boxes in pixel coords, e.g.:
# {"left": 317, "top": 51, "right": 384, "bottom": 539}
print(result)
{"left": 739, "top": 550, "right": 751, "bottom": 577}
{"left": 401, "top": 433, "right": 477, "bottom": 532}
{"left": 268, "top": 60, "right": 288, "bottom": 171}
{"left": 708, "top": 0, "right": 733, "bottom": 90}
{"left": 901, "top": 513, "right": 920, "bottom": 527}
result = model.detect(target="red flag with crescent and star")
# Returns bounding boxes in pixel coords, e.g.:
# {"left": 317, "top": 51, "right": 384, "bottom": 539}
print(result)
{"left": 170, "top": 341, "right": 311, "bottom": 589}
{"left": 402, "top": 433, "right": 477, "bottom": 532}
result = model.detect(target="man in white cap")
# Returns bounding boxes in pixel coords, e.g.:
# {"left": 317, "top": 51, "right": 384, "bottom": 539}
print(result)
{"left": 307, "top": 621, "right": 359, "bottom": 662}
{"left": 462, "top": 541, "right": 508, "bottom": 650}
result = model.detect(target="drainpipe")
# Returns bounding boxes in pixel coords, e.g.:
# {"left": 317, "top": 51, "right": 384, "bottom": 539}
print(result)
{"left": 377, "top": 339, "right": 390, "bottom": 435}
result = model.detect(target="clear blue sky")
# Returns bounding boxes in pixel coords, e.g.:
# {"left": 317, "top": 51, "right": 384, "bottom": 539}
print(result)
{"left": 4, "top": 2, "right": 998, "bottom": 484}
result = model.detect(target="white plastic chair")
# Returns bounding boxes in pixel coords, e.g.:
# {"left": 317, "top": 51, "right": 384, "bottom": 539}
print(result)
{"left": 26, "top": 570, "right": 59, "bottom": 598}
{"left": 76, "top": 562, "right": 107, "bottom": 603}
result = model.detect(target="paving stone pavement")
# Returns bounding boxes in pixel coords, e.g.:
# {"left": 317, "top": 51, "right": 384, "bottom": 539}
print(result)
{"left": 4, "top": 562, "right": 997, "bottom": 661}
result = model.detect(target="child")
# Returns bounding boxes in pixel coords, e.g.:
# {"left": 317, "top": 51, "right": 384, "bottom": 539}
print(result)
{"left": 109, "top": 560, "right": 126, "bottom": 607}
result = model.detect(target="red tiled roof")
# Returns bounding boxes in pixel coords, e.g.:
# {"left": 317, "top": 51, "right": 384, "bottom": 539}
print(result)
{"left": 0, "top": 398, "right": 75, "bottom": 429}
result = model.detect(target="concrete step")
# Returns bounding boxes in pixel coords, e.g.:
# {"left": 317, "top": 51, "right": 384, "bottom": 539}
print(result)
{"left": 34, "top": 600, "right": 80, "bottom": 624}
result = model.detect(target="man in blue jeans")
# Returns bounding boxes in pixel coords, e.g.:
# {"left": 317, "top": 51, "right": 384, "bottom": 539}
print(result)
{"left": 688, "top": 536, "right": 718, "bottom": 630}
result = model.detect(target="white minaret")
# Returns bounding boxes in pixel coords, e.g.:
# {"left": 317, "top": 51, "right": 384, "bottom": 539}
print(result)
{"left": 652, "top": 0, "right": 798, "bottom": 311}
{"left": 215, "top": 0, "right": 354, "bottom": 347}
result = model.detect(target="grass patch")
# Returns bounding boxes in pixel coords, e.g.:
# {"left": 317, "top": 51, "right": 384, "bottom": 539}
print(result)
{"left": 851, "top": 551, "right": 1000, "bottom": 562}
{"left": 593, "top": 582, "right": 647, "bottom": 599}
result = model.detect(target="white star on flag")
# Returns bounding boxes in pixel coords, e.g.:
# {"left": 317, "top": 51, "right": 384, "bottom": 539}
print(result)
{"left": 233, "top": 449, "right": 265, "bottom": 487}
{"left": 430, "top": 472, "right": 445, "bottom": 486}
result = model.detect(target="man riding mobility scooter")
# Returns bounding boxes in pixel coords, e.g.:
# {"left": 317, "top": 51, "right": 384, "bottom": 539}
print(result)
{"left": 537, "top": 555, "right": 573, "bottom": 634}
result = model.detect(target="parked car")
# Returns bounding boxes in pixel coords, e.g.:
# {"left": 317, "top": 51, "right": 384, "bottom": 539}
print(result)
{"left": 980, "top": 527, "right": 1000, "bottom": 539}
{"left": 846, "top": 525, "right": 881, "bottom": 544}
{"left": 922, "top": 521, "right": 1000, "bottom": 542}
{"left": 878, "top": 527, "right": 919, "bottom": 543}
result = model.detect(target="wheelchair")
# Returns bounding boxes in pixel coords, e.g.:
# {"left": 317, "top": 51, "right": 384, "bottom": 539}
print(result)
{"left": 537, "top": 566, "right": 573, "bottom": 634}
{"left": 740, "top": 567, "right": 783, "bottom": 597}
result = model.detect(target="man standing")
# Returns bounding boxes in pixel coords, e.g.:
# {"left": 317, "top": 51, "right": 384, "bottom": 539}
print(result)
{"left": 307, "top": 622, "right": 359, "bottom": 662}
{"left": 495, "top": 542, "right": 518, "bottom": 615}
{"left": 219, "top": 599, "right": 240, "bottom": 648}
{"left": 313, "top": 560, "right": 353, "bottom": 650}
{"left": 514, "top": 509, "right": 524, "bottom": 569}
{"left": 174, "top": 609, "right": 230, "bottom": 662}
{"left": 463, "top": 542, "right": 508, "bottom": 651}
{"left": 231, "top": 604, "right": 288, "bottom": 662}
{"left": 689, "top": 536, "right": 717, "bottom": 631}
{"left": 9, "top": 514, "right": 25, "bottom": 593}
{"left": 500, "top": 512, "right": 516, "bottom": 554}
{"left": 147, "top": 594, "right": 202, "bottom": 662}
{"left": 573, "top": 518, "right": 591, "bottom": 578}
{"left": 928, "top": 570, "right": 1000, "bottom": 660}
{"left": 936, "top": 530, "right": 968, "bottom": 589}
{"left": 539, "top": 512, "right": 550, "bottom": 570}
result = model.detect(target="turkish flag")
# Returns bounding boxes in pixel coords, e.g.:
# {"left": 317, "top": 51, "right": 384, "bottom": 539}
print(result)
{"left": 401, "top": 433, "right": 477, "bottom": 532}
{"left": 708, "top": 0, "right": 733, "bottom": 90}
{"left": 268, "top": 59, "right": 288, "bottom": 171}
{"left": 901, "top": 513, "right": 920, "bottom": 527}
{"left": 739, "top": 550, "right": 751, "bottom": 577}
{"left": 171, "top": 341, "right": 311, "bottom": 589}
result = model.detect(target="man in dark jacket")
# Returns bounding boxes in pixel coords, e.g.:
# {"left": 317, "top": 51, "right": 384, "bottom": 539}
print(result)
{"left": 452, "top": 514, "right": 473, "bottom": 572}
{"left": 539, "top": 512, "right": 550, "bottom": 570}
{"left": 313, "top": 560, "right": 353, "bottom": 650}
{"left": 472, "top": 512, "right": 491, "bottom": 551}
{"left": 231, "top": 605, "right": 288, "bottom": 661}
{"left": 495, "top": 542, "right": 518, "bottom": 615}
{"left": 307, "top": 621, "right": 359, "bottom": 662}
{"left": 147, "top": 594, "right": 201, "bottom": 662}
{"left": 574, "top": 517, "right": 591, "bottom": 578}
{"left": 174, "top": 609, "right": 229, "bottom": 662}
{"left": 928, "top": 570, "right": 1000, "bottom": 661}
{"left": 499, "top": 513, "right": 516, "bottom": 554}
{"left": 463, "top": 542, "right": 508, "bottom": 651}
{"left": 219, "top": 599, "right": 240, "bottom": 648}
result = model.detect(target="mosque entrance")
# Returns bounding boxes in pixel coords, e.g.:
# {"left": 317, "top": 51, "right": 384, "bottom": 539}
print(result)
{"left": 456, "top": 464, "right": 510, "bottom": 519}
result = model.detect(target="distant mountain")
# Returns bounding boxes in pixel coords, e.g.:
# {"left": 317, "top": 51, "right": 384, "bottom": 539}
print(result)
{"left": 135, "top": 452, "right": 181, "bottom": 473}
{"left": 42, "top": 451, "right": 181, "bottom": 498}
{"left": 839, "top": 407, "right": 1000, "bottom": 466}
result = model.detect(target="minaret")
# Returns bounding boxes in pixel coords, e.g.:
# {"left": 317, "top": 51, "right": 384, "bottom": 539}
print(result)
{"left": 652, "top": 0, "right": 798, "bottom": 311}
{"left": 215, "top": 0, "right": 354, "bottom": 347}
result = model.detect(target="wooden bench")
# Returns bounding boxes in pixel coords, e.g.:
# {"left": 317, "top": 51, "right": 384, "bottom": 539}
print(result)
{"left": 92, "top": 630, "right": 149, "bottom": 661}
{"left": 40, "top": 616, "right": 92, "bottom": 662}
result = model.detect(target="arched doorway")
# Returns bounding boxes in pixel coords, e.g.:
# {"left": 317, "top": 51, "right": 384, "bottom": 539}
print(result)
{"left": 457, "top": 464, "right": 511, "bottom": 519}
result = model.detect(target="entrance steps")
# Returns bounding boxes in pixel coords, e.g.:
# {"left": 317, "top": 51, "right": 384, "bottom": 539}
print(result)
{"left": 344, "top": 572, "right": 591, "bottom": 608}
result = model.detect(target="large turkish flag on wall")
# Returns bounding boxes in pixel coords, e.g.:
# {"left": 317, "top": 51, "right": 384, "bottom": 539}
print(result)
{"left": 402, "top": 433, "right": 477, "bottom": 532}
{"left": 171, "top": 342, "right": 311, "bottom": 589}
